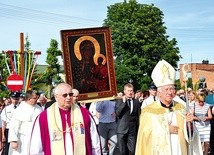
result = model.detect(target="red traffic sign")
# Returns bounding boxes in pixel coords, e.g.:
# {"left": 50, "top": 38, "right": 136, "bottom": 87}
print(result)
{"left": 6, "top": 74, "right": 24, "bottom": 92}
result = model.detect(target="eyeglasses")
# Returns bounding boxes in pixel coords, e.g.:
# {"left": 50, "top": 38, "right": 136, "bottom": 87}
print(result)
{"left": 61, "top": 93, "right": 73, "bottom": 98}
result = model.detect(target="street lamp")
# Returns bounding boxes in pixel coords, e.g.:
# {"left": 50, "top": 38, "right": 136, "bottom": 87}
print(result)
{"left": 198, "top": 76, "right": 207, "bottom": 89}
{"left": 129, "top": 78, "right": 133, "bottom": 83}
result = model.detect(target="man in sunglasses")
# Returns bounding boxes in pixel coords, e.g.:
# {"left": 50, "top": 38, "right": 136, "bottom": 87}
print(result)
{"left": 29, "top": 83, "right": 101, "bottom": 155}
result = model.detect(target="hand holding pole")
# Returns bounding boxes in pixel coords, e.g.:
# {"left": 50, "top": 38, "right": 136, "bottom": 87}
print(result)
{"left": 182, "top": 64, "right": 193, "bottom": 155}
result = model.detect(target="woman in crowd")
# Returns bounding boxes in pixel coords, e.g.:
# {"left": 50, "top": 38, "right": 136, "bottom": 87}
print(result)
{"left": 192, "top": 93, "right": 212, "bottom": 155}
{"left": 189, "top": 90, "right": 198, "bottom": 134}
{"left": 188, "top": 91, "right": 197, "bottom": 107}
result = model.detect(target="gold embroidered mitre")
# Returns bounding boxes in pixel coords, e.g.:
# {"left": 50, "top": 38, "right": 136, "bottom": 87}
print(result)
{"left": 151, "top": 59, "right": 175, "bottom": 87}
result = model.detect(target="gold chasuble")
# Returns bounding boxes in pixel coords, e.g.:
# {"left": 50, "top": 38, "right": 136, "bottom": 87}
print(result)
{"left": 47, "top": 103, "right": 86, "bottom": 155}
{"left": 135, "top": 101, "right": 188, "bottom": 155}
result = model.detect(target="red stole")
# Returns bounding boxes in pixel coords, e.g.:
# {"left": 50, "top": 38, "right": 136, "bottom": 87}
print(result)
{"left": 37, "top": 104, "right": 92, "bottom": 155}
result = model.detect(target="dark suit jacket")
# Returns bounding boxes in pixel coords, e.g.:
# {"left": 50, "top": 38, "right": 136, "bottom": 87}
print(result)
{"left": 45, "top": 97, "right": 56, "bottom": 109}
{"left": 37, "top": 102, "right": 42, "bottom": 107}
{"left": 115, "top": 98, "right": 141, "bottom": 134}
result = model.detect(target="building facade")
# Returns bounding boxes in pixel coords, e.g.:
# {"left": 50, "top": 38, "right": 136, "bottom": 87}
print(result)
{"left": 180, "top": 60, "right": 214, "bottom": 91}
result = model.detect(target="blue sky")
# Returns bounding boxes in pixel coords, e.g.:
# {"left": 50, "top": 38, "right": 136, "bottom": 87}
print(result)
{"left": 0, "top": 0, "right": 214, "bottom": 67}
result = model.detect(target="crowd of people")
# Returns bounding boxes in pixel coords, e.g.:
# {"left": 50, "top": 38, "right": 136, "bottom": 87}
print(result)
{"left": 0, "top": 59, "right": 214, "bottom": 155}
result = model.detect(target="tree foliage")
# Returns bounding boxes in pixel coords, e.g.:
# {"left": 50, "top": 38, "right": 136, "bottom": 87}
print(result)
{"left": 25, "top": 33, "right": 31, "bottom": 51}
{"left": 0, "top": 53, "right": 10, "bottom": 98}
{"left": 104, "top": 0, "right": 181, "bottom": 91}
{"left": 39, "top": 39, "right": 62, "bottom": 97}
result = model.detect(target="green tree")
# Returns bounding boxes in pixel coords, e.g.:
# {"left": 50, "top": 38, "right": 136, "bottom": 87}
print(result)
{"left": 104, "top": 0, "right": 181, "bottom": 91}
{"left": 0, "top": 53, "right": 10, "bottom": 98}
{"left": 39, "top": 39, "right": 62, "bottom": 98}
{"left": 25, "top": 33, "right": 31, "bottom": 51}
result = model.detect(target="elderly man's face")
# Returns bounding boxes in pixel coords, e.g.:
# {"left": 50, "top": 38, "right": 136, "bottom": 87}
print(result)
{"left": 55, "top": 86, "right": 73, "bottom": 109}
{"left": 39, "top": 98, "right": 47, "bottom": 105}
{"left": 158, "top": 84, "right": 176, "bottom": 104}
{"left": 72, "top": 92, "right": 79, "bottom": 103}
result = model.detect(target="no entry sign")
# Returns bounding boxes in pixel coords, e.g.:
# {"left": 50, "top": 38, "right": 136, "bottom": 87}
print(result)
{"left": 6, "top": 74, "right": 24, "bottom": 92}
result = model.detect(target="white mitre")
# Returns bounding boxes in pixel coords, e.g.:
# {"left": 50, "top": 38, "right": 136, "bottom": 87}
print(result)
{"left": 151, "top": 59, "right": 175, "bottom": 87}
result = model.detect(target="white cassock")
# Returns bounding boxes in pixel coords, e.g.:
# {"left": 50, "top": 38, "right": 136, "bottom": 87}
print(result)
{"left": 29, "top": 110, "right": 101, "bottom": 155}
{"left": 8, "top": 101, "right": 42, "bottom": 155}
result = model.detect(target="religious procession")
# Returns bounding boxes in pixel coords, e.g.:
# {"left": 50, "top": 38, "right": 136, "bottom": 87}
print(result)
{"left": 0, "top": 25, "right": 214, "bottom": 155}
{"left": 1, "top": 53, "right": 214, "bottom": 155}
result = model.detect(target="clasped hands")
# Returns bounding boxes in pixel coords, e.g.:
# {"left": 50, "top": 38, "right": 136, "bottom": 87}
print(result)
{"left": 169, "top": 125, "right": 179, "bottom": 134}
{"left": 169, "top": 113, "right": 193, "bottom": 134}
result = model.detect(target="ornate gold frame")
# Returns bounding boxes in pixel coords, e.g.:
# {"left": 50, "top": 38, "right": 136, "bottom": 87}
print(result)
{"left": 60, "top": 27, "right": 117, "bottom": 102}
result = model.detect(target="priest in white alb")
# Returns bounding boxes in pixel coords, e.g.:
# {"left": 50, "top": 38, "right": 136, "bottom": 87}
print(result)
{"left": 8, "top": 90, "right": 42, "bottom": 155}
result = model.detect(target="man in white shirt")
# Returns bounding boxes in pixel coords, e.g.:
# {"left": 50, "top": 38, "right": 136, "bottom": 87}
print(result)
{"left": 1, "top": 92, "right": 20, "bottom": 155}
{"left": 141, "top": 83, "right": 157, "bottom": 109}
{"left": 89, "top": 102, "right": 99, "bottom": 127}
